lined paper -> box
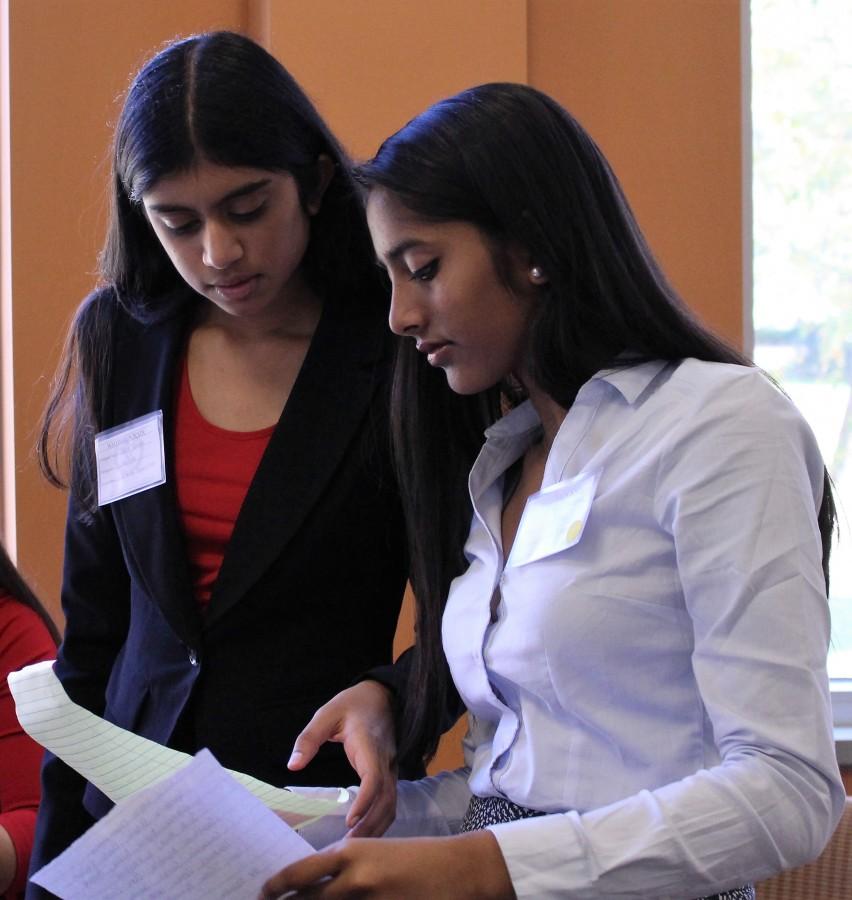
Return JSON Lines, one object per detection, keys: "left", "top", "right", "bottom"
{"left": 31, "top": 748, "right": 315, "bottom": 899}
{"left": 8, "top": 660, "right": 348, "bottom": 825}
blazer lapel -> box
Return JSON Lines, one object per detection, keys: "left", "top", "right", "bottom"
{"left": 109, "top": 311, "right": 203, "bottom": 649}
{"left": 205, "top": 296, "right": 390, "bottom": 628}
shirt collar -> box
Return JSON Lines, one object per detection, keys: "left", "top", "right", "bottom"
{"left": 483, "top": 399, "right": 541, "bottom": 441}
{"left": 484, "top": 359, "right": 672, "bottom": 442}
{"left": 591, "top": 359, "right": 671, "bottom": 404}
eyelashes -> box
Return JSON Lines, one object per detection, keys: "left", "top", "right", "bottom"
{"left": 410, "top": 259, "right": 439, "bottom": 282}
{"left": 229, "top": 203, "right": 266, "bottom": 223}
{"left": 163, "top": 221, "right": 198, "bottom": 236}
{"left": 372, "top": 256, "right": 439, "bottom": 283}
{"left": 160, "top": 203, "right": 267, "bottom": 236}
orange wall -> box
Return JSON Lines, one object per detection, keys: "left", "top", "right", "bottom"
{"left": 261, "top": 0, "right": 527, "bottom": 160}
{"left": 3, "top": 0, "right": 746, "bottom": 774}
{"left": 528, "top": 0, "right": 745, "bottom": 349}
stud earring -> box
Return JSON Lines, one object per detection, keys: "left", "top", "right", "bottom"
{"left": 530, "top": 266, "right": 546, "bottom": 282}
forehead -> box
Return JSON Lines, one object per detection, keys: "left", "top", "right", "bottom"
{"left": 142, "top": 161, "right": 286, "bottom": 205}
{"left": 366, "top": 188, "right": 478, "bottom": 261}
{"left": 365, "top": 189, "right": 421, "bottom": 242}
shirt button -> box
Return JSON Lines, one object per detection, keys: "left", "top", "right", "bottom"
{"left": 188, "top": 648, "right": 199, "bottom": 666}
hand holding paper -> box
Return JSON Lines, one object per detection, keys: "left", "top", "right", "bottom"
{"left": 31, "top": 749, "right": 316, "bottom": 900}
{"left": 8, "top": 660, "right": 348, "bottom": 826}
{"left": 8, "top": 661, "right": 359, "bottom": 898}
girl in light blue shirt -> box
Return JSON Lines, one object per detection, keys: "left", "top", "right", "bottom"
{"left": 264, "top": 83, "right": 843, "bottom": 900}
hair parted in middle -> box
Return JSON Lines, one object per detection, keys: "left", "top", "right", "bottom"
{"left": 105, "top": 30, "right": 377, "bottom": 314}
{"left": 39, "top": 31, "right": 385, "bottom": 507}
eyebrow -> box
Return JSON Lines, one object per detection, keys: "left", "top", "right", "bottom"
{"left": 381, "top": 238, "right": 424, "bottom": 266}
{"left": 146, "top": 178, "right": 271, "bottom": 213}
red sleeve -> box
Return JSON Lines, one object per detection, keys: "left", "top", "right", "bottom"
{"left": 0, "top": 595, "right": 57, "bottom": 896}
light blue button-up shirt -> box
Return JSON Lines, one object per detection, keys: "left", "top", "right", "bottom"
{"left": 387, "top": 359, "right": 844, "bottom": 899}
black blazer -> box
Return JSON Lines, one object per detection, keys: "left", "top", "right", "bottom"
{"left": 28, "top": 288, "right": 408, "bottom": 892}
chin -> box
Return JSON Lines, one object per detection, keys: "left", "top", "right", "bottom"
{"left": 443, "top": 369, "right": 497, "bottom": 396}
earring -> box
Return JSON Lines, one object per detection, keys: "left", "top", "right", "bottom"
{"left": 530, "top": 266, "right": 546, "bottom": 282}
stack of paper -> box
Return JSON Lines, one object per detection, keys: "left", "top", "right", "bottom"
{"left": 8, "top": 660, "right": 350, "bottom": 899}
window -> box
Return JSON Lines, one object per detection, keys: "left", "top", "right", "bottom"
{"left": 751, "top": 0, "right": 852, "bottom": 723}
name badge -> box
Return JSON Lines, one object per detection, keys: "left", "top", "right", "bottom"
{"left": 507, "top": 468, "right": 602, "bottom": 568}
{"left": 95, "top": 411, "right": 167, "bottom": 506}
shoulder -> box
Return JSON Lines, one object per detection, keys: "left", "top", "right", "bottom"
{"left": 599, "top": 359, "right": 808, "bottom": 440}
{"left": 76, "top": 284, "right": 194, "bottom": 344}
{"left": 71, "top": 286, "right": 138, "bottom": 357}
{"left": 663, "top": 360, "right": 812, "bottom": 434}
{"left": 0, "top": 595, "right": 56, "bottom": 677}
{"left": 650, "top": 359, "right": 824, "bottom": 493}
{"left": 73, "top": 284, "right": 121, "bottom": 333}
{"left": 669, "top": 358, "right": 773, "bottom": 391}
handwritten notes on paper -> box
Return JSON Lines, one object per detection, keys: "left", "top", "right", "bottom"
{"left": 31, "top": 749, "right": 315, "bottom": 900}
{"left": 8, "top": 660, "right": 348, "bottom": 823}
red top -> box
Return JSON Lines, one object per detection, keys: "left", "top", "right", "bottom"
{"left": 174, "top": 355, "right": 274, "bottom": 610}
{"left": 0, "top": 590, "right": 56, "bottom": 899}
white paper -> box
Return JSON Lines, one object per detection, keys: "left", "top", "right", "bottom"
{"left": 95, "top": 410, "right": 167, "bottom": 505}
{"left": 31, "top": 748, "right": 314, "bottom": 900}
{"left": 8, "top": 660, "right": 348, "bottom": 826}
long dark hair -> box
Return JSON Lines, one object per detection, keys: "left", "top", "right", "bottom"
{"left": 39, "top": 31, "right": 384, "bottom": 507}
{"left": 0, "top": 542, "right": 61, "bottom": 644}
{"left": 356, "top": 82, "right": 837, "bottom": 762}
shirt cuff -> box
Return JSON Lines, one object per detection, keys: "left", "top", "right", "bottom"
{"left": 487, "top": 812, "right": 594, "bottom": 900}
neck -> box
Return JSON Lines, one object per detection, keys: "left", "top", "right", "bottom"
{"left": 525, "top": 381, "right": 567, "bottom": 451}
{"left": 512, "top": 367, "right": 568, "bottom": 449}
{"left": 201, "top": 282, "right": 323, "bottom": 342}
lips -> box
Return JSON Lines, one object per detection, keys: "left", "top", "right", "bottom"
{"left": 416, "top": 340, "right": 446, "bottom": 355}
{"left": 416, "top": 340, "right": 452, "bottom": 367}
{"left": 211, "top": 275, "right": 258, "bottom": 302}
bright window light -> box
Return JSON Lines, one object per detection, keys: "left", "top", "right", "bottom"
{"left": 752, "top": 0, "right": 852, "bottom": 684}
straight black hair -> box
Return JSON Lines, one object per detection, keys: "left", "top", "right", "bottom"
{"left": 39, "top": 31, "right": 384, "bottom": 507}
{"left": 356, "top": 82, "right": 837, "bottom": 763}
{"left": 0, "top": 542, "right": 61, "bottom": 644}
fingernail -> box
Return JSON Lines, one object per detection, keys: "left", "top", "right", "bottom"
{"left": 287, "top": 750, "right": 302, "bottom": 769}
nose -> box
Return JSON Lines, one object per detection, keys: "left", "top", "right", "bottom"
{"left": 201, "top": 220, "right": 243, "bottom": 270}
{"left": 388, "top": 282, "right": 424, "bottom": 337}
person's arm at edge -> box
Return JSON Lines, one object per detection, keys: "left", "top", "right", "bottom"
{"left": 26, "top": 490, "right": 130, "bottom": 899}
{"left": 0, "top": 823, "right": 16, "bottom": 895}
{"left": 0, "top": 601, "right": 57, "bottom": 896}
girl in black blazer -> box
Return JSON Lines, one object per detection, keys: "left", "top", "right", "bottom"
{"left": 29, "top": 31, "right": 408, "bottom": 895}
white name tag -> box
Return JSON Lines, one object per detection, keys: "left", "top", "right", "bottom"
{"left": 95, "top": 411, "right": 167, "bottom": 506}
{"left": 507, "top": 468, "right": 602, "bottom": 568}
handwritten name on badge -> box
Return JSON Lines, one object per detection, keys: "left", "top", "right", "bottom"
{"left": 95, "top": 410, "right": 166, "bottom": 506}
